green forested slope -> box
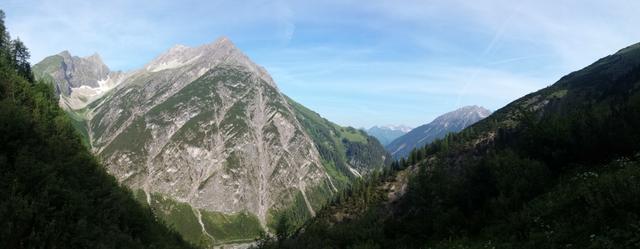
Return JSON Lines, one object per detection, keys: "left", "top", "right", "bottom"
{"left": 263, "top": 96, "right": 391, "bottom": 234}
{"left": 286, "top": 96, "right": 391, "bottom": 187}
{"left": 259, "top": 42, "right": 640, "bottom": 249}
{"left": 0, "top": 10, "right": 195, "bottom": 249}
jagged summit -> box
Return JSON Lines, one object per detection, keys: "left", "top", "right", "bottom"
{"left": 58, "top": 50, "right": 72, "bottom": 57}
{"left": 431, "top": 105, "right": 491, "bottom": 125}
{"left": 164, "top": 36, "right": 234, "bottom": 52}
{"left": 146, "top": 36, "right": 240, "bottom": 71}
{"left": 55, "top": 50, "right": 106, "bottom": 67}
{"left": 144, "top": 36, "right": 276, "bottom": 87}
{"left": 34, "top": 50, "right": 113, "bottom": 98}
{"left": 168, "top": 44, "right": 189, "bottom": 51}
{"left": 35, "top": 37, "right": 277, "bottom": 111}
{"left": 85, "top": 52, "right": 104, "bottom": 64}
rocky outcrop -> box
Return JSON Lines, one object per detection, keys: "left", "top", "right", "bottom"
{"left": 34, "top": 37, "right": 389, "bottom": 247}
{"left": 33, "top": 51, "right": 125, "bottom": 109}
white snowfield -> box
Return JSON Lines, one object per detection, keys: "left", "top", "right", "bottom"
{"left": 61, "top": 73, "right": 127, "bottom": 110}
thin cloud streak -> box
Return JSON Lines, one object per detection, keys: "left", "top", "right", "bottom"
{"left": 1, "top": 0, "right": 638, "bottom": 127}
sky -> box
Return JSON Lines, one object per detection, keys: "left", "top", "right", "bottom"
{"left": 2, "top": 0, "right": 640, "bottom": 128}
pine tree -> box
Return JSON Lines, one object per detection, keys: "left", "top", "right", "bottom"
{"left": 0, "top": 10, "right": 8, "bottom": 51}
{"left": 416, "top": 148, "right": 424, "bottom": 161}
{"left": 10, "top": 38, "right": 33, "bottom": 82}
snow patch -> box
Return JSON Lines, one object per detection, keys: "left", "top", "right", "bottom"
{"left": 62, "top": 74, "right": 126, "bottom": 110}
{"left": 381, "top": 124, "right": 413, "bottom": 133}
{"left": 147, "top": 55, "right": 201, "bottom": 72}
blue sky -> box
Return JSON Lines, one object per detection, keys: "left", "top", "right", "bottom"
{"left": 2, "top": 0, "right": 640, "bottom": 128}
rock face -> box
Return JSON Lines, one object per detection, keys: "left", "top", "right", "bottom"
{"left": 32, "top": 51, "right": 125, "bottom": 109}
{"left": 386, "top": 106, "right": 491, "bottom": 159}
{"left": 366, "top": 125, "right": 412, "bottom": 146}
{"left": 34, "top": 37, "right": 389, "bottom": 247}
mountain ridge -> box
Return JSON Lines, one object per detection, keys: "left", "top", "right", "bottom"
{"left": 34, "top": 36, "right": 389, "bottom": 247}
{"left": 365, "top": 125, "right": 411, "bottom": 146}
{"left": 386, "top": 105, "right": 490, "bottom": 159}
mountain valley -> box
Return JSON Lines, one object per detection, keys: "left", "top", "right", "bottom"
{"left": 3, "top": 4, "right": 640, "bottom": 249}
{"left": 33, "top": 37, "right": 389, "bottom": 247}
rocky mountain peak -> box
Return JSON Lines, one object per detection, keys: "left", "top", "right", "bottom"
{"left": 168, "top": 44, "right": 189, "bottom": 52}
{"left": 205, "top": 36, "right": 235, "bottom": 50}
{"left": 366, "top": 125, "right": 412, "bottom": 146}
{"left": 58, "top": 50, "right": 72, "bottom": 58}
{"left": 145, "top": 36, "right": 276, "bottom": 88}
{"left": 34, "top": 38, "right": 390, "bottom": 246}
{"left": 32, "top": 50, "right": 127, "bottom": 110}
{"left": 55, "top": 50, "right": 108, "bottom": 70}
{"left": 161, "top": 37, "right": 235, "bottom": 57}
{"left": 432, "top": 105, "right": 491, "bottom": 125}
{"left": 34, "top": 50, "right": 112, "bottom": 97}
{"left": 84, "top": 52, "right": 105, "bottom": 66}
{"left": 146, "top": 36, "right": 239, "bottom": 70}
{"left": 386, "top": 105, "right": 491, "bottom": 159}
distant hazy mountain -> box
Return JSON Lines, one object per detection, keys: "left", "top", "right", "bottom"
{"left": 386, "top": 106, "right": 491, "bottom": 159}
{"left": 366, "top": 125, "right": 412, "bottom": 145}
{"left": 33, "top": 37, "right": 389, "bottom": 247}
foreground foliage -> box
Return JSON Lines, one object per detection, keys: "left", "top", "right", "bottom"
{"left": 0, "top": 10, "right": 195, "bottom": 249}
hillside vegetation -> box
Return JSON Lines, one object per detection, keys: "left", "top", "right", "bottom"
{"left": 0, "top": 10, "right": 196, "bottom": 249}
{"left": 258, "top": 42, "right": 640, "bottom": 249}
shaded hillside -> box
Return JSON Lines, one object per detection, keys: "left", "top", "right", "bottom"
{"left": 258, "top": 42, "right": 640, "bottom": 249}
{"left": 0, "top": 10, "right": 195, "bottom": 249}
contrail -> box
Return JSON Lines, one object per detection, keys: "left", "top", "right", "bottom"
{"left": 487, "top": 54, "right": 551, "bottom": 65}
{"left": 455, "top": 4, "right": 521, "bottom": 108}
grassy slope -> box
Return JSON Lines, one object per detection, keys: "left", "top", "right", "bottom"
{"left": 285, "top": 95, "right": 388, "bottom": 179}
{"left": 31, "top": 54, "right": 62, "bottom": 91}
{"left": 132, "top": 190, "right": 264, "bottom": 248}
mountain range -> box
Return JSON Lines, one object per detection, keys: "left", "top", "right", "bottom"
{"left": 364, "top": 125, "right": 412, "bottom": 146}
{"left": 33, "top": 37, "right": 389, "bottom": 247}
{"left": 5, "top": 4, "right": 640, "bottom": 248}
{"left": 386, "top": 105, "right": 491, "bottom": 159}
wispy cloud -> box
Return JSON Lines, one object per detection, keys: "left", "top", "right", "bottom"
{"left": 1, "top": 0, "right": 638, "bottom": 127}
